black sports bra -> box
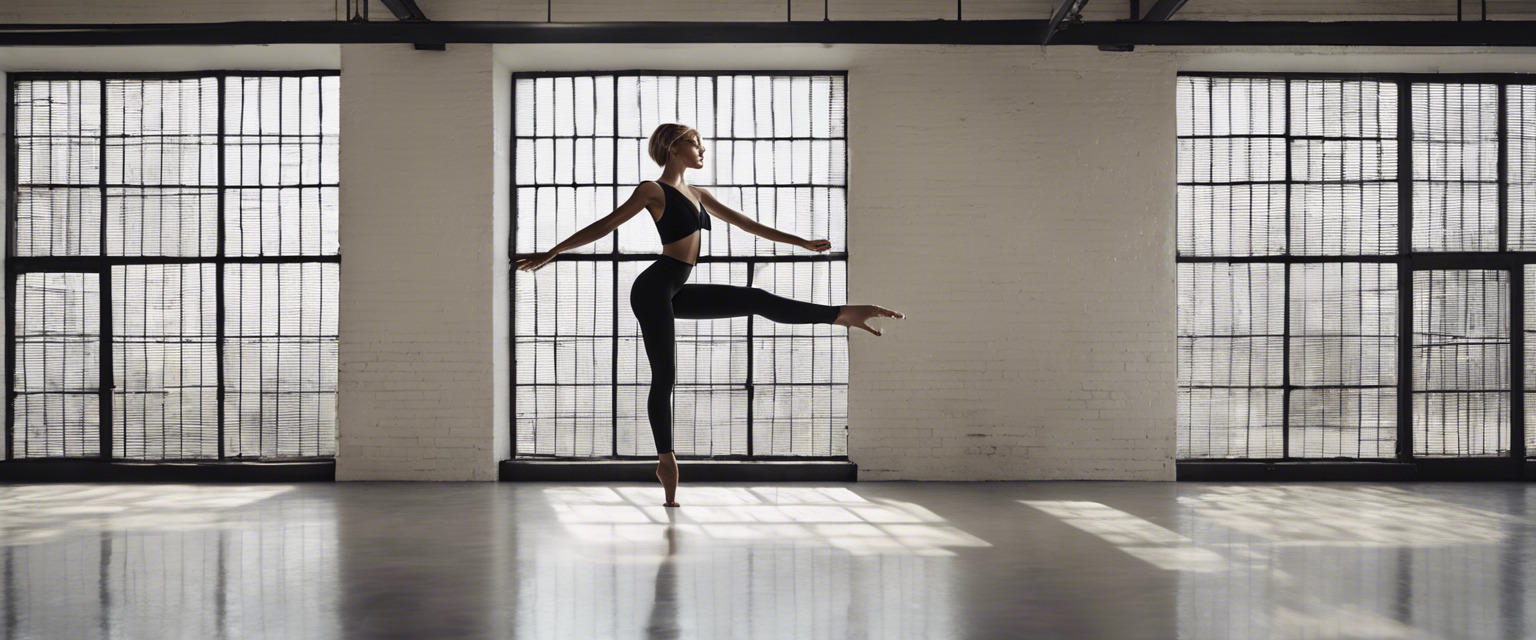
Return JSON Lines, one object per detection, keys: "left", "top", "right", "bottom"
{"left": 647, "top": 181, "right": 712, "bottom": 245}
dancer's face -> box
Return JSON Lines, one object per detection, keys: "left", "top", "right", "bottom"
{"left": 673, "top": 135, "right": 706, "bottom": 169}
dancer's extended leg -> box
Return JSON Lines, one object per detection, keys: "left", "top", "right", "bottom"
{"left": 672, "top": 283, "right": 842, "bottom": 323}
{"left": 673, "top": 283, "right": 903, "bottom": 335}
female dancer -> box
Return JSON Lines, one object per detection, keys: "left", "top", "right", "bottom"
{"left": 515, "top": 124, "right": 903, "bottom": 507}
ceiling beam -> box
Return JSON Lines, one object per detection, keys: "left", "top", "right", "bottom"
{"left": 0, "top": 20, "right": 1533, "bottom": 47}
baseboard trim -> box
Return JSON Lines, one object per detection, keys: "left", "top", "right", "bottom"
{"left": 0, "top": 459, "right": 335, "bottom": 482}
{"left": 1178, "top": 459, "right": 1535, "bottom": 481}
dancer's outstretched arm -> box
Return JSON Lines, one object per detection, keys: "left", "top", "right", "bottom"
{"left": 515, "top": 182, "right": 663, "bottom": 272}
{"left": 696, "top": 188, "right": 831, "bottom": 253}
{"left": 696, "top": 187, "right": 904, "bottom": 335}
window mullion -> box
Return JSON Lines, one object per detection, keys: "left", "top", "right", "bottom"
{"left": 99, "top": 78, "right": 113, "bottom": 461}
{"left": 1398, "top": 80, "right": 1414, "bottom": 461}
{"left": 612, "top": 76, "right": 619, "bottom": 458}
{"left": 3, "top": 77, "right": 12, "bottom": 462}
{"left": 1282, "top": 78, "right": 1291, "bottom": 460}
{"left": 217, "top": 75, "right": 227, "bottom": 460}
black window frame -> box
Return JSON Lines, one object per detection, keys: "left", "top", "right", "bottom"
{"left": 510, "top": 69, "right": 851, "bottom": 462}
{"left": 1178, "top": 71, "right": 1536, "bottom": 475}
{"left": 4, "top": 69, "right": 342, "bottom": 463}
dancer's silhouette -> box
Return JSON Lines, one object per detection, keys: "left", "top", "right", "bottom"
{"left": 517, "top": 124, "right": 904, "bottom": 506}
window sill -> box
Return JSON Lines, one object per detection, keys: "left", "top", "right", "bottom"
{"left": 501, "top": 459, "right": 856, "bottom": 482}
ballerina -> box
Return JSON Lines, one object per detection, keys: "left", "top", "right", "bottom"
{"left": 516, "top": 123, "right": 904, "bottom": 507}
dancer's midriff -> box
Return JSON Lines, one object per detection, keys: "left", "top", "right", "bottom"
{"left": 658, "top": 230, "right": 700, "bottom": 266}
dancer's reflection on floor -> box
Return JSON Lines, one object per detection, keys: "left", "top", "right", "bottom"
{"left": 646, "top": 508, "right": 682, "bottom": 640}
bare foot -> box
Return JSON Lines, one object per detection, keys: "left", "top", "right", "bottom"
{"left": 834, "top": 305, "right": 905, "bottom": 336}
{"left": 656, "top": 453, "right": 680, "bottom": 507}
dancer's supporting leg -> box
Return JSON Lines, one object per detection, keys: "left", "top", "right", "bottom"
{"left": 631, "top": 261, "right": 688, "bottom": 507}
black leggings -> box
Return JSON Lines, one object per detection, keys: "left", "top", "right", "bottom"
{"left": 630, "top": 254, "right": 841, "bottom": 455}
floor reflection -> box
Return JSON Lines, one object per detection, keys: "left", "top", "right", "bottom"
{"left": 645, "top": 511, "right": 681, "bottom": 640}
{"left": 0, "top": 484, "right": 295, "bottom": 546}
{"left": 1179, "top": 485, "right": 1514, "bottom": 546}
{"left": 545, "top": 486, "right": 991, "bottom": 557}
{"left": 3, "top": 481, "right": 1533, "bottom": 640}
{"left": 1022, "top": 500, "right": 1228, "bottom": 572}
{"left": 1172, "top": 485, "right": 1527, "bottom": 640}
{"left": 517, "top": 485, "right": 986, "bottom": 639}
{"left": 2, "top": 484, "right": 337, "bottom": 640}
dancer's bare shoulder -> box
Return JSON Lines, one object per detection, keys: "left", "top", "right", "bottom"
{"left": 633, "top": 181, "right": 666, "bottom": 222}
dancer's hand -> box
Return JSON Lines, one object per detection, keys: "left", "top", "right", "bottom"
{"left": 799, "top": 238, "right": 831, "bottom": 253}
{"left": 515, "top": 251, "right": 559, "bottom": 272}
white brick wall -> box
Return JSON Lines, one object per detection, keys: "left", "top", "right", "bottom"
{"left": 834, "top": 48, "right": 1177, "bottom": 480}
{"left": 337, "top": 44, "right": 498, "bottom": 480}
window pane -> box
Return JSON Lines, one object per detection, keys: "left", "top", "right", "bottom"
{"left": 13, "top": 272, "right": 101, "bottom": 458}
{"left": 106, "top": 188, "right": 218, "bottom": 257}
{"left": 1175, "top": 76, "right": 1287, "bottom": 257}
{"left": 753, "top": 384, "right": 846, "bottom": 457}
{"left": 105, "top": 78, "right": 219, "bottom": 187}
{"left": 14, "top": 79, "right": 103, "bottom": 256}
{"left": 224, "top": 76, "right": 340, "bottom": 257}
{"left": 1510, "top": 85, "right": 1536, "bottom": 250}
{"left": 1287, "top": 263, "right": 1398, "bottom": 458}
{"left": 1412, "top": 83, "right": 1499, "bottom": 252}
{"left": 1290, "top": 80, "right": 1399, "bottom": 256}
{"left": 15, "top": 188, "right": 102, "bottom": 257}
{"left": 1524, "top": 265, "right": 1536, "bottom": 456}
{"left": 1412, "top": 270, "right": 1508, "bottom": 457}
{"left": 112, "top": 264, "right": 218, "bottom": 459}
{"left": 224, "top": 262, "right": 339, "bottom": 458}
{"left": 1177, "top": 262, "right": 1285, "bottom": 458}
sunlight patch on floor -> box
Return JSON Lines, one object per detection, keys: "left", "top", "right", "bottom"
{"left": 1179, "top": 486, "right": 1513, "bottom": 546}
{"left": 0, "top": 484, "right": 297, "bottom": 546}
{"left": 546, "top": 486, "right": 990, "bottom": 557}
{"left": 1022, "top": 500, "right": 1228, "bottom": 572}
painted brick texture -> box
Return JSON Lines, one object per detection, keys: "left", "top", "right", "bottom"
{"left": 337, "top": 44, "right": 498, "bottom": 480}
{"left": 841, "top": 48, "right": 1176, "bottom": 479}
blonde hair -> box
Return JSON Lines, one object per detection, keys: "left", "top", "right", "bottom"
{"left": 647, "top": 124, "right": 699, "bottom": 167}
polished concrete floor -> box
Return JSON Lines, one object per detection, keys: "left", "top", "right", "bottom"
{"left": 1, "top": 480, "right": 1533, "bottom": 639}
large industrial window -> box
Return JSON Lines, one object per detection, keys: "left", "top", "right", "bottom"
{"left": 512, "top": 72, "right": 848, "bottom": 459}
{"left": 1177, "top": 72, "right": 1536, "bottom": 461}
{"left": 5, "top": 72, "right": 340, "bottom": 462}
